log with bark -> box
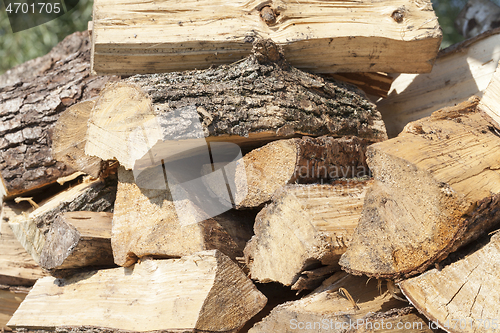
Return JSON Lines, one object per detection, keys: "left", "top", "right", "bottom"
{"left": 377, "top": 28, "right": 500, "bottom": 137}
{"left": 0, "top": 31, "right": 118, "bottom": 199}
{"left": 205, "top": 135, "right": 370, "bottom": 209}
{"left": 248, "top": 272, "right": 433, "bottom": 333}
{"left": 90, "top": 0, "right": 441, "bottom": 75}
{"left": 9, "top": 177, "right": 116, "bottom": 265}
{"left": 112, "top": 167, "right": 255, "bottom": 267}
{"left": 85, "top": 39, "right": 387, "bottom": 172}
{"left": 340, "top": 97, "right": 500, "bottom": 279}
{"left": 8, "top": 251, "right": 267, "bottom": 333}
{"left": 244, "top": 180, "right": 371, "bottom": 290}
{"left": 39, "top": 211, "right": 114, "bottom": 277}
{"left": 51, "top": 100, "right": 107, "bottom": 178}
{"left": 0, "top": 203, "right": 47, "bottom": 286}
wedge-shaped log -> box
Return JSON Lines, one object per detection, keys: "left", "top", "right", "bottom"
{"left": 0, "top": 204, "right": 47, "bottom": 286}
{"left": 377, "top": 28, "right": 500, "bottom": 137}
{"left": 8, "top": 250, "right": 267, "bottom": 333}
{"left": 249, "top": 272, "right": 432, "bottom": 333}
{"left": 85, "top": 40, "right": 387, "bottom": 171}
{"left": 91, "top": 0, "right": 441, "bottom": 75}
{"left": 400, "top": 233, "right": 500, "bottom": 333}
{"left": 112, "top": 167, "right": 255, "bottom": 267}
{"left": 244, "top": 180, "right": 371, "bottom": 288}
{"left": 9, "top": 178, "right": 116, "bottom": 264}
{"left": 52, "top": 100, "right": 106, "bottom": 178}
{"left": 0, "top": 31, "right": 118, "bottom": 199}
{"left": 39, "top": 211, "right": 114, "bottom": 275}
{"left": 340, "top": 98, "right": 500, "bottom": 279}
{"left": 0, "top": 286, "right": 29, "bottom": 331}
{"left": 205, "top": 136, "right": 370, "bottom": 209}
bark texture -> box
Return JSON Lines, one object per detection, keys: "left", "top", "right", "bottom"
{"left": 0, "top": 31, "right": 119, "bottom": 198}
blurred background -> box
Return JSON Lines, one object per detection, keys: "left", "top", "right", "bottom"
{"left": 0, "top": 0, "right": 496, "bottom": 75}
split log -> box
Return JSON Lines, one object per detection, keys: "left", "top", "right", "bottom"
{"left": 248, "top": 272, "right": 433, "bottom": 333}
{"left": 0, "top": 286, "right": 29, "bottom": 331}
{"left": 400, "top": 233, "right": 500, "bottom": 333}
{"left": 377, "top": 28, "right": 500, "bottom": 137}
{"left": 112, "top": 167, "right": 255, "bottom": 267}
{"left": 0, "top": 204, "right": 47, "bottom": 286}
{"left": 244, "top": 180, "right": 371, "bottom": 289}
{"left": 340, "top": 98, "right": 500, "bottom": 279}
{"left": 204, "top": 136, "right": 370, "bottom": 209}
{"left": 9, "top": 177, "right": 116, "bottom": 264}
{"left": 326, "top": 72, "right": 394, "bottom": 99}
{"left": 0, "top": 31, "right": 118, "bottom": 199}
{"left": 85, "top": 40, "right": 387, "bottom": 171}
{"left": 479, "top": 62, "right": 500, "bottom": 128}
{"left": 8, "top": 251, "right": 267, "bottom": 333}
{"left": 51, "top": 100, "right": 106, "bottom": 178}
{"left": 39, "top": 211, "right": 114, "bottom": 276}
{"left": 91, "top": 0, "right": 441, "bottom": 75}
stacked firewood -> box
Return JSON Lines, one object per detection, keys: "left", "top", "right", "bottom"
{"left": 1, "top": 1, "right": 500, "bottom": 332}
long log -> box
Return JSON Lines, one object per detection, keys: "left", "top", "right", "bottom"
{"left": 85, "top": 40, "right": 387, "bottom": 171}
{"left": 244, "top": 180, "right": 371, "bottom": 289}
{"left": 9, "top": 177, "right": 116, "bottom": 265}
{"left": 340, "top": 97, "right": 500, "bottom": 279}
{"left": 8, "top": 251, "right": 267, "bottom": 333}
{"left": 90, "top": 0, "right": 441, "bottom": 75}
{"left": 39, "top": 211, "right": 114, "bottom": 276}
{"left": 112, "top": 167, "right": 255, "bottom": 267}
{"left": 248, "top": 272, "right": 433, "bottom": 333}
{"left": 0, "top": 204, "right": 47, "bottom": 286}
{"left": 399, "top": 233, "right": 500, "bottom": 333}
{"left": 0, "top": 31, "right": 118, "bottom": 199}
{"left": 377, "top": 28, "right": 500, "bottom": 137}
{"left": 204, "top": 136, "right": 370, "bottom": 209}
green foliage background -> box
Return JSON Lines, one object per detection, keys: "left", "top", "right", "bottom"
{"left": 0, "top": 0, "right": 499, "bottom": 75}
{"left": 0, "top": 0, "right": 93, "bottom": 74}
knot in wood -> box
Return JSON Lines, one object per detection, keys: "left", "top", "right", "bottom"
{"left": 391, "top": 7, "right": 406, "bottom": 23}
{"left": 252, "top": 39, "right": 285, "bottom": 64}
{"left": 260, "top": 6, "right": 276, "bottom": 25}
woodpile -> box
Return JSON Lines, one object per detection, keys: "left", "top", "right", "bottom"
{"left": 2, "top": 1, "right": 500, "bottom": 332}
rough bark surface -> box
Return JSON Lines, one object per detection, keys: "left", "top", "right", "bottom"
{"left": 0, "top": 31, "right": 119, "bottom": 198}
{"left": 85, "top": 40, "right": 387, "bottom": 171}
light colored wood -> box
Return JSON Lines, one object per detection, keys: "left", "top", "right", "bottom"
{"left": 376, "top": 28, "right": 500, "bottom": 137}
{"left": 8, "top": 178, "right": 116, "bottom": 265}
{"left": 39, "top": 212, "right": 114, "bottom": 274}
{"left": 456, "top": 0, "right": 500, "bottom": 38}
{"left": 248, "top": 272, "right": 432, "bottom": 333}
{"left": 8, "top": 251, "right": 267, "bottom": 333}
{"left": 0, "top": 286, "right": 29, "bottom": 331}
{"left": 244, "top": 180, "right": 371, "bottom": 288}
{"left": 327, "top": 72, "right": 394, "bottom": 98}
{"left": 112, "top": 167, "right": 255, "bottom": 267}
{"left": 209, "top": 136, "right": 370, "bottom": 209}
{"left": 52, "top": 100, "right": 104, "bottom": 178}
{"left": 400, "top": 233, "right": 500, "bottom": 333}
{"left": 340, "top": 99, "right": 500, "bottom": 279}
{"left": 0, "top": 204, "right": 47, "bottom": 286}
{"left": 91, "top": 0, "right": 441, "bottom": 75}
{"left": 86, "top": 42, "right": 386, "bottom": 171}
{"left": 479, "top": 62, "right": 500, "bottom": 128}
